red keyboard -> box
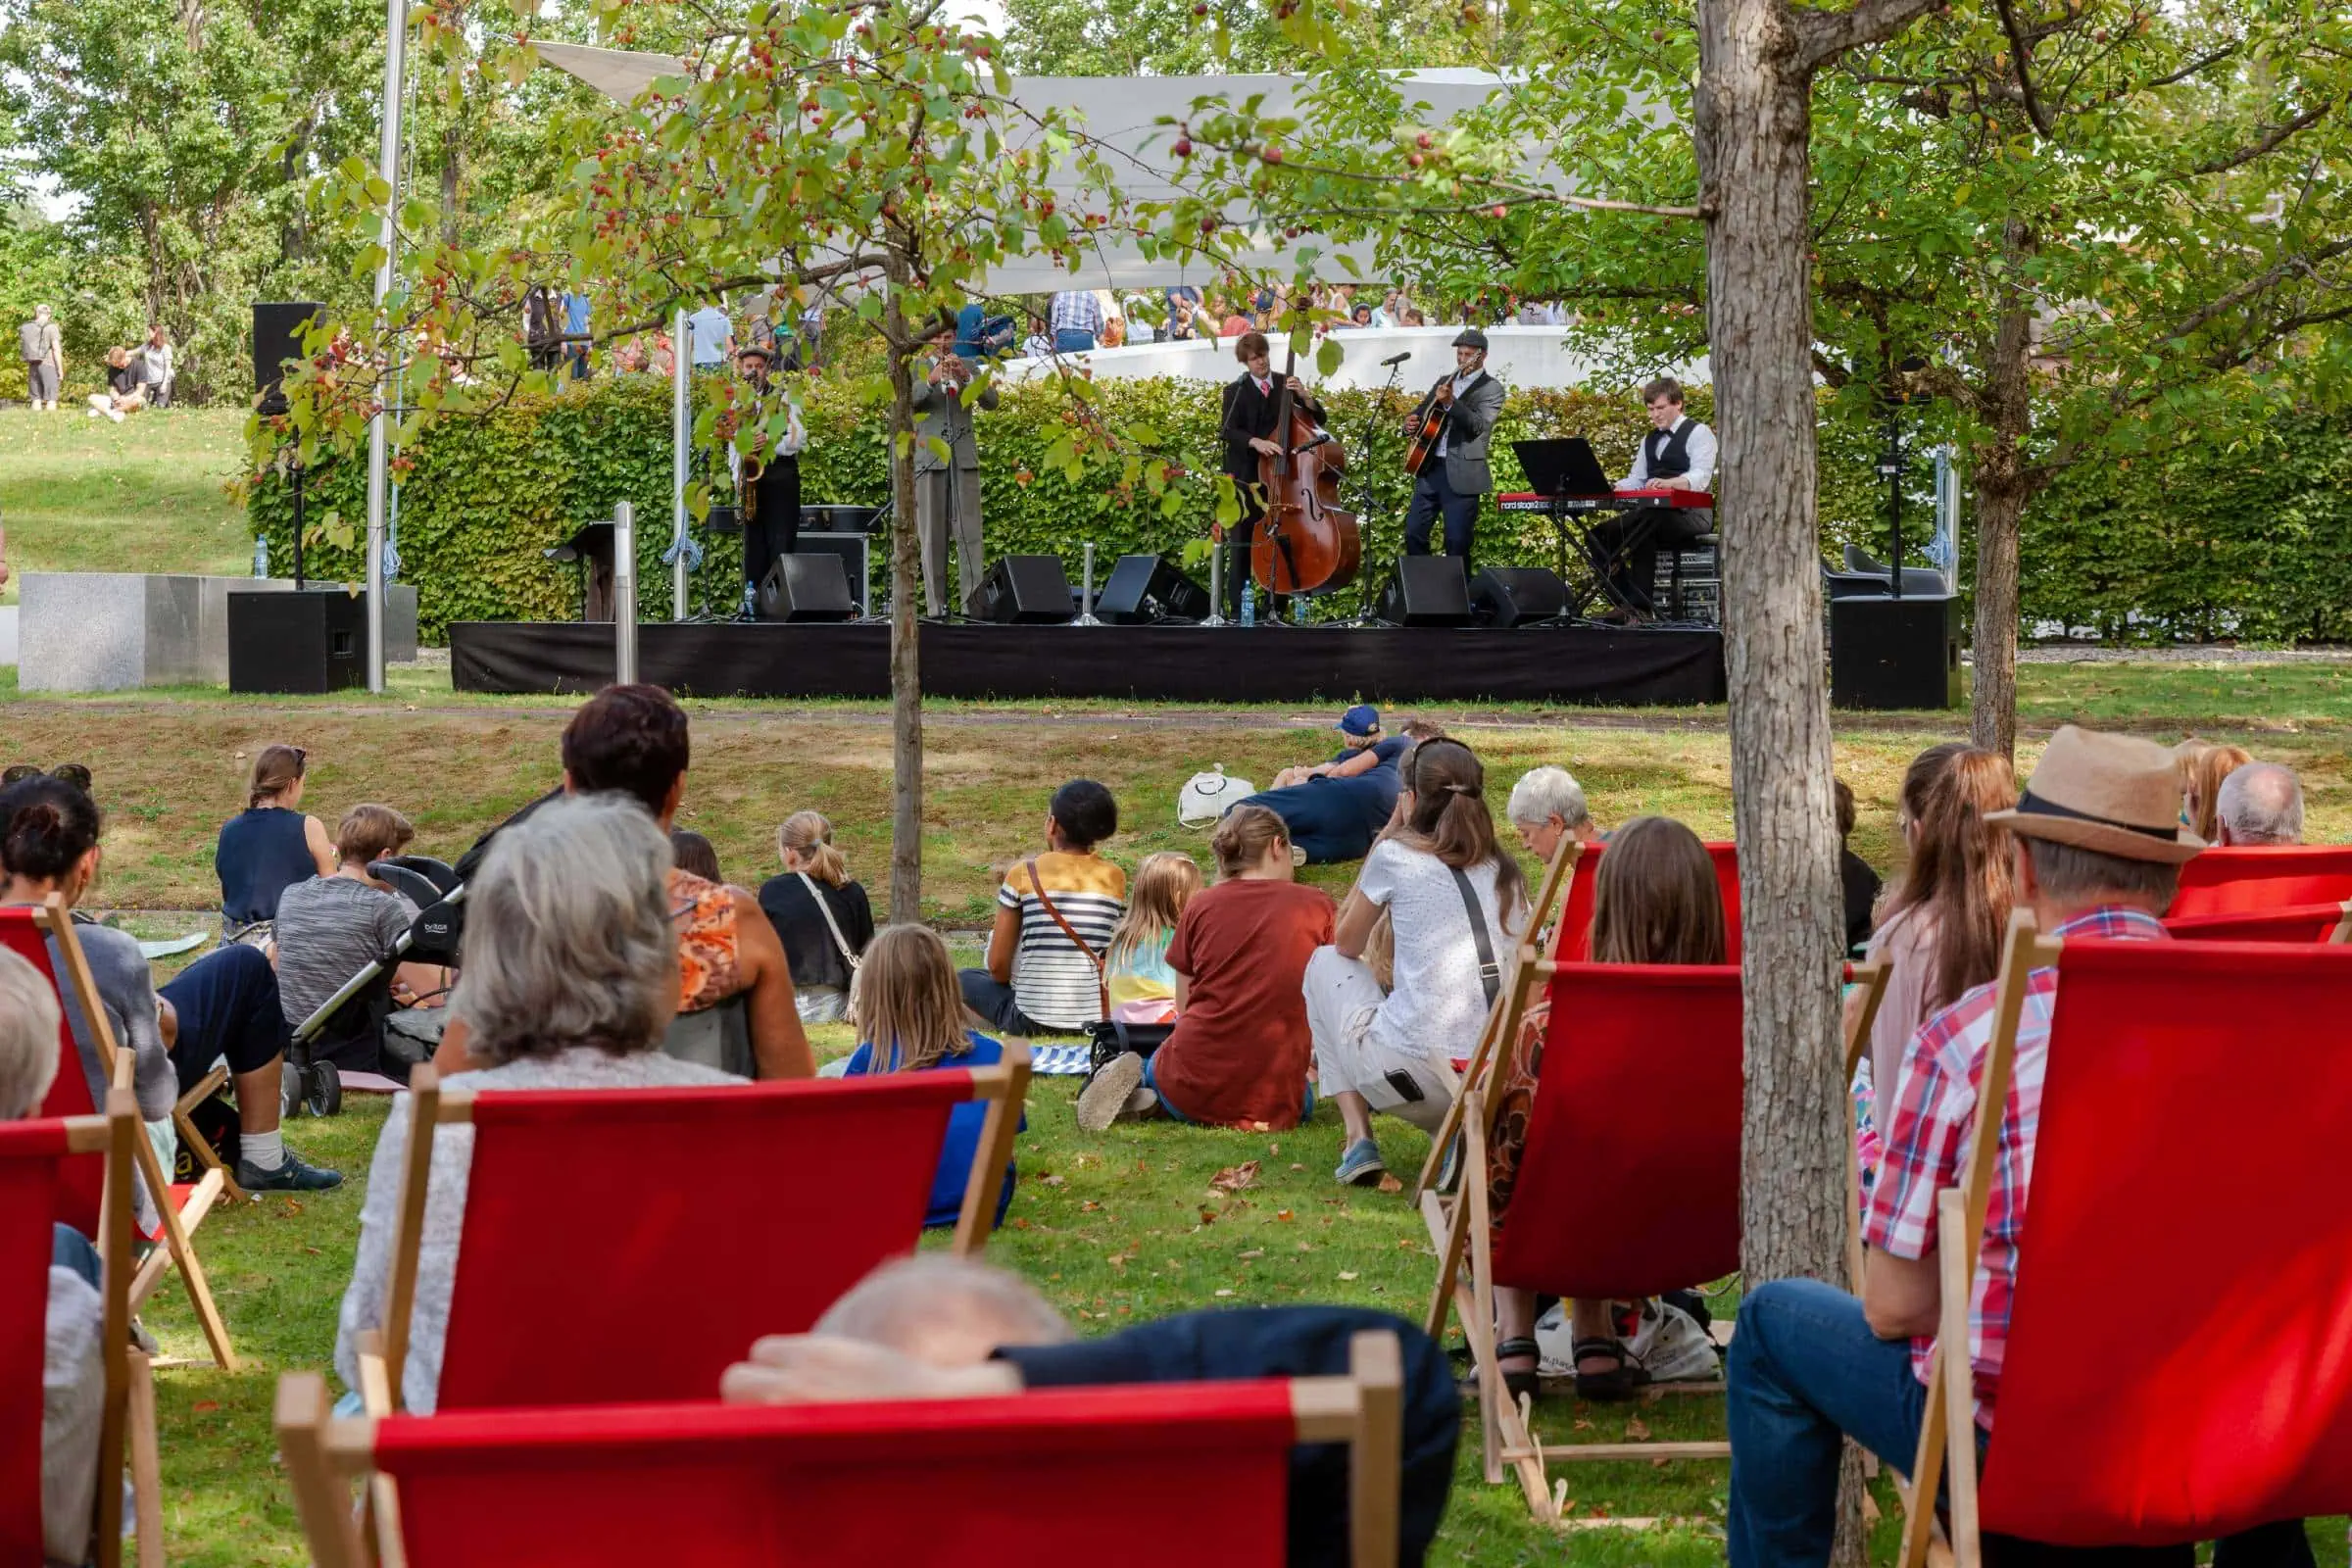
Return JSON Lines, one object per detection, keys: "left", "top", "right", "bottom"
{"left": 1497, "top": 489, "right": 1715, "bottom": 512}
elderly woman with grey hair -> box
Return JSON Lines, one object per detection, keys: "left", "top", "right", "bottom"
{"left": 1504, "top": 765, "right": 1601, "bottom": 861}
{"left": 333, "top": 793, "right": 745, "bottom": 1414}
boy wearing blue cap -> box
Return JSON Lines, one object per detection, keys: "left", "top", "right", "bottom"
{"left": 1269, "top": 706, "right": 1392, "bottom": 791}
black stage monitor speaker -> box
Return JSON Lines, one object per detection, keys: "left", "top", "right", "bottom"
{"left": 252, "top": 301, "right": 321, "bottom": 416}
{"left": 227, "top": 589, "right": 366, "bottom": 694}
{"left": 1470, "top": 566, "right": 1569, "bottom": 629}
{"left": 1831, "top": 593, "right": 1962, "bottom": 710}
{"left": 1376, "top": 557, "right": 1473, "bottom": 627}
{"left": 983, "top": 554, "right": 1075, "bottom": 624}
{"left": 758, "top": 552, "right": 858, "bottom": 622}
{"left": 1097, "top": 554, "right": 1211, "bottom": 624}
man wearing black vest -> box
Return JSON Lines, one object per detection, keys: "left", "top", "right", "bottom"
{"left": 1218, "top": 331, "right": 1324, "bottom": 622}
{"left": 1590, "top": 376, "right": 1717, "bottom": 622}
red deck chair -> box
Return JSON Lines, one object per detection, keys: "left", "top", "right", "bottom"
{"left": 2162, "top": 900, "right": 2352, "bottom": 944}
{"left": 2168, "top": 845, "right": 2352, "bottom": 918}
{"left": 278, "top": 1332, "right": 1403, "bottom": 1568}
{"left": 0, "top": 903, "right": 239, "bottom": 1371}
{"left": 1551, "top": 840, "right": 1741, "bottom": 963}
{"left": 2, "top": 1089, "right": 162, "bottom": 1568}
{"left": 378, "top": 1053, "right": 1030, "bottom": 1413}
{"left": 1899, "top": 925, "right": 2352, "bottom": 1568}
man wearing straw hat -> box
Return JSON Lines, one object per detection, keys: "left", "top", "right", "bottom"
{"left": 1719, "top": 726, "right": 2254, "bottom": 1567}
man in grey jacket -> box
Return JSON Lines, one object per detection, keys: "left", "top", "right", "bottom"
{"left": 1400, "top": 327, "right": 1504, "bottom": 564}
{"left": 912, "top": 326, "right": 1000, "bottom": 616}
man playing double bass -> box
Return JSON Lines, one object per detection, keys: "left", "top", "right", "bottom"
{"left": 1218, "top": 330, "right": 1325, "bottom": 623}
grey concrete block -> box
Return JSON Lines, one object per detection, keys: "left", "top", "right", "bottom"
{"left": 18, "top": 572, "right": 421, "bottom": 689}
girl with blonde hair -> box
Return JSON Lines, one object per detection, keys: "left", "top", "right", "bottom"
{"left": 757, "top": 810, "right": 875, "bottom": 1025}
{"left": 841, "top": 924, "right": 1021, "bottom": 1229}
{"left": 1102, "top": 851, "right": 1201, "bottom": 1024}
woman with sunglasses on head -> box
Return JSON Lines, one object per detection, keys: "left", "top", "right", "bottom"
{"left": 215, "top": 744, "right": 336, "bottom": 947}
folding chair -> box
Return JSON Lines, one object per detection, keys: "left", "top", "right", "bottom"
{"left": 376, "top": 1052, "right": 1031, "bottom": 1413}
{"left": 2168, "top": 845, "right": 2352, "bottom": 918}
{"left": 1899, "top": 923, "right": 2352, "bottom": 1568}
{"left": 2161, "top": 900, "right": 2352, "bottom": 944}
{"left": 278, "top": 1329, "right": 1403, "bottom": 1568}
{"left": 3, "top": 1089, "right": 163, "bottom": 1568}
{"left": 1549, "top": 840, "right": 1741, "bottom": 964}
{"left": 0, "top": 902, "right": 239, "bottom": 1371}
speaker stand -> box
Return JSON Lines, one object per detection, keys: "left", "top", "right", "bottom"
{"left": 1072, "top": 541, "right": 1102, "bottom": 626}
{"left": 1201, "top": 542, "right": 1229, "bottom": 627}
{"left": 289, "top": 460, "right": 308, "bottom": 591}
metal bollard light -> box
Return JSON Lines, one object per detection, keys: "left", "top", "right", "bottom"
{"left": 612, "top": 500, "right": 638, "bottom": 685}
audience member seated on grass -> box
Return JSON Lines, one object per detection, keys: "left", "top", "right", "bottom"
{"left": 430, "top": 684, "right": 812, "bottom": 1082}
{"left": 1079, "top": 807, "right": 1334, "bottom": 1133}
{"left": 757, "top": 810, "right": 875, "bottom": 1026}
{"left": 1486, "top": 815, "right": 1728, "bottom": 1402}
{"left": 0, "top": 944, "right": 106, "bottom": 1567}
{"left": 1859, "top": 744, "right": 2017, "bottom": 1115}
{"left": 839, "top": 925, "right": 1021, "bottom": 1231}
{"left": 2180, "top": 739, "right": 2253, "bottom": 845}
{"left": 668, "top": 828, "right": 723, "bottom": 882}
{"left": 2214, "top": 760, "right": 2304, "bottom": 847}
{"left": 1307, "top": 739, "right": 1525, "bottom": 1189}
{"left": 720, "top": 1254, "right": 1463, "bottom": 1568}
{"left": 1240, "top": 705, "right": 1410, "bottom": 866}
{"left": 84, "top": 346, "right": 147, "bottom": 421}
{"left": 1503, "top": 764, "right": 1603, "bottom": 860}
{"left": 1102, "top": 851, "right": 1200, "bottom": 1025}
{"left": 337, "top": 794, "right": 747, "bottom": 1414}
{"left": 1, "top": 774, "right": 340, "bottom": 1197}
{"left": 959, "top": 779, "right": 1126, "bottom": 1038}
{"left": 1727, "top": 725, "right": 2287, "bottom": 1568}
{"left": 1835, "top": 779, "right": 1880, "bottom": 955}
{"left": 273, "top": 805, "right": 451, "bottom": 1046}
{"left": 215, "top": 743, "right": 336, "bottom": 947}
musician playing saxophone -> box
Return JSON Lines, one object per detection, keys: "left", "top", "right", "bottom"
{"left": 733, "top": 343, "right": 807, "bottom": 617}
{"left": 1399, "top": 327, "right": 1504, "bottom": 564}
{"left": 1217, "top": 330, "right": 1325, "bottom": 623}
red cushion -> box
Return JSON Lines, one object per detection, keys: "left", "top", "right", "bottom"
{"left": 0, "top": 910, "right": 103, "bottom": 1236}
{"left": 2162, "top": 903, "right": 2347, "bottom": 944}
{"left": 0, "top": 1118, "right": 83, "bottom": 1565}
{"left": 1551, "top": 843, "right": 1741, "bottom": 964}
{"left": 374, "top": 1386, "right": 1296, "bottom": 1567}
{"left": 1982, "top": 939, "right": 2352, "bottom": 1544}
{"left": 438, "top": 1073, "right": 974, "bottom": 1410}
{"left": 1491, "top": 962, "right": 1742, "bottom": 1298}
{"left": 2169, "top": 847, "right": 2352, "bottom": 918}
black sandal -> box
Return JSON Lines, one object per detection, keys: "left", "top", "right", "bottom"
{"left": 1494, "top": 1337, "right": 1542, "bottom": 1403}
{"left": 1572, "top": 1337, "right": 1651, "bottom": 1402}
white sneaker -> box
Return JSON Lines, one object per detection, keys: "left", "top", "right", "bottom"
{"left": 1075, "top": 1051, "right": 1147, "bottom": 1133}
{"left": 106, "top": 409, "right": 124, "bottom": 423}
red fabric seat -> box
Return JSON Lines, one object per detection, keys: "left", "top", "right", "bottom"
{"left": 429, "top": 1073, "right": 987, "bottom": 1410}
{"left": 2168, "top": 847, "right": 2352, "bottom": 918}
{"left": 1552, "top": 842, "right": 1740, "bottom": 964}
{"left": 1978, "top": 939, "right": 2352, "bottom": 1544}
{"left": 2162, "top": 902, "right": 2350, "bottom": 944}
{"left": 0, "top": 910, "right": 104, "bottom": 1236}
{"left": 1490, "top": 961, "right": 1743, "bottom": 1299}
{"left": 0, "top": 1118, "right": 85, "bottom": 1566}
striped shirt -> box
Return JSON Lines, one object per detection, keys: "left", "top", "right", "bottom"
{"left": 1048, "top": 291, "right": 1104, "bottom": 338}
{"left": 1863, "top": 905, "right": 2168, "bottom": 1430}
{"left": 1000, "top": 852, "right": 1127, "bottom": 1030}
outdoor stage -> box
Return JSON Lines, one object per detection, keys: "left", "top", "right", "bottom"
{"left": 449, "top": 620, "right": 1728, "bottom": 705}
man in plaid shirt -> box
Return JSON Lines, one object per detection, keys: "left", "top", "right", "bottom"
{"left": 1048, "top": 290, "right": 1103, "bottom": 354}
{"left": 1725, "top": 727, "right": 2226, "bottom": 1568}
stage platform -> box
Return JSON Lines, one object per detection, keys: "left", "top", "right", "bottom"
{"left": 449, "top": 620, "right": 1728, "bottom": 706}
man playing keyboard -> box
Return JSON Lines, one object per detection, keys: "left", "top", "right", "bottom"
{"left": 1588, "top": 376, "right": 1716, "bottom": 623}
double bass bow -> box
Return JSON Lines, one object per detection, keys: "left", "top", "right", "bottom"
{"left": 1251, "top": 346, "right": 1362, "bottom": 597}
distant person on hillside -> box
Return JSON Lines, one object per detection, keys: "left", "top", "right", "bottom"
{"left": 138, "top": 324, "right": 175, "bottom": 407}
{"left": 85, "top": 347, "right": 147, "bottom": 422}
{"left": 757, "top": 810, "right": 875, "bottom": 1026}
{"left": 2215, "top": 761, "right": 2304, "bottom": 847}
{"left": 216, "top": 744, "right": 338, "bottom": 947}
{"left": 1048, "top": 289, "right": 1102, "bottom": 354}
{"left": 562, "top": 290, "right": 592, "bottom": 379}
{"left": 959, "top": 780, "right": 1126, "bottom": 1037}
{"left": 20, "top": 304, "right": 63, "bottom": 413}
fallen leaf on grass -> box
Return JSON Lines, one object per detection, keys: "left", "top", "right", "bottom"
{"left": 1079, "top": 1200, "right": 1102, "bottom": 1212}
{"left": 1040, "top": 1173, "right": 1067, "bottom": 1188}
{"left": 191, "top": 1400, "right": 220, "bottom": 1415}
{"left": 1289, "top": 1162, "right": 1305, "bottom": 1172}
{"left": 1274, "top": 1209, "right": 1295, "bottom": 1221}
{"left": 1861, "top": 1492, "right": 1883, "bottom": 1526}
{"left": 1375, "top": 1173, "right": 1404, "bottom": 1194}
{"left": 1573, "top": 1419, "right": 1596, "bottom": 1432}
{"left": 1236, "top": 1249, "right": 1264, "bottom": 1260}
{"left": 1011, "top": 1218, "right": 1032, "bottom": 1230}
{"left": 1214, "top": 1289, "right": 1236, "bottom": 1298}
{"left": 1337, "top": 1271, "right": 1358, "bottom": 1282}
{"left": 1209, "top": 1159, "right": 1260, "bottom": 1194}
{"left": 1626, "top": 1415, "right": 1652, "bottom": 1442}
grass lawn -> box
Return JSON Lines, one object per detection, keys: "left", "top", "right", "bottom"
{"left": 0, "top": 409, "right": 254, "bottom": 598}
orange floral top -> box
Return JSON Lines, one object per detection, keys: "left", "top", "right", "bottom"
{"left": 670, "top": 867, "right": 741, "bottom": 1013}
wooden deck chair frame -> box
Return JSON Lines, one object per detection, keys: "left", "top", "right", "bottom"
{"left": 33, "top": 897, "right": 238, "bottom": 1372}
{"left": 279, "top": 1329, "right": 1403, "bottom": 1568}
{"left": 369, "top": 1051, "right": 1034, "bottom": 1415}
{"left": 1418, "top": 932, "right": 1890, "bottom": 1523}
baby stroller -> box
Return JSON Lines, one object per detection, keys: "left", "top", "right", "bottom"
{"left": 283, "top": 855, "right": 466, "bottom": 1117}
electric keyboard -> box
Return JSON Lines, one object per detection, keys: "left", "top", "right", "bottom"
{"left": 1497, "top": 489, "right": 1715, "bottom": 513}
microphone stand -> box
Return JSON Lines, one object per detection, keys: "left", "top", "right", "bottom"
{"left": 1341, "top": 358, "right": 1408, "bottom": 626}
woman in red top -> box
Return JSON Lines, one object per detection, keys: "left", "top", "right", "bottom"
{"left": 1075, "top": 806, "right": 1334, "bottom": 1132}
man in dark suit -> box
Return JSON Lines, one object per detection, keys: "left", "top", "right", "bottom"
{"left": 724, "top": 1255, "right": 1461, "bottom": 1568}
{"left": 1400, "top": 328, "right": 1505, "bottom": 564}
{"left": 1218, "top": 330, "right": 1325, "bottom": 622}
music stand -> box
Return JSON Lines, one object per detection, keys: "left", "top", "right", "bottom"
{"left": 544, "top": 520, "right": 616, "bottom": 622}
{"left": 1509, "top": 438, "right": 1626, "bottom": 617}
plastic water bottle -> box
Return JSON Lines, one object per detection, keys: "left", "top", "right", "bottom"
{"left": 253, "top": 537, "right": 269, "bottom": 577}
{"left": 1295, "top": 596, "right": 1309, "bottom": 625}
{"left": 1241, "top": 581, "right": 1256, "bottom": 626}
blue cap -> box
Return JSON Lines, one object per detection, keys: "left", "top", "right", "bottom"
{"left": 1336, "top": 704, "right": 1381, "bottom": 738}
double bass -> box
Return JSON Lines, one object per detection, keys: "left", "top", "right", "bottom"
{"left": 1251, "top": 348, "right": 1362, "bottom": 596}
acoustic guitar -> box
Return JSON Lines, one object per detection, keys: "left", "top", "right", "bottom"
{"left": 1400, "top": 376, "right": 1452, "bottom": 476}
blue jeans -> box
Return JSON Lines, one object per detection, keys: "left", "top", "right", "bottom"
{"left": 1144, "top": 1051, "right": 1314, "bottom": 1125}
{"left": 1401, "top": 462, "right": 1480, "bottom": 562}
{"left": 53, "top": 1223, "right": 102, "bottom": 1288}
{"left": 1053, "top": 329, "right": 1097, "bottom": 355}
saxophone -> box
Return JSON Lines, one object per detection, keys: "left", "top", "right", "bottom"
{"left": 737, "top": 392, "right": 766, "bottom": 523}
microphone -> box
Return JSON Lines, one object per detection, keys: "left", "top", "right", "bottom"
{"left": 1380, "top": 352, "right": 1412, "bottom": 367}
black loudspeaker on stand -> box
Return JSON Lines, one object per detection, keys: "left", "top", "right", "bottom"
{"left": 1830, "top": 594, "right": 1962, "bottom": 710}
{"left": 1097, "top": 554, "right": 1211, "bottom": 624}
{"left": 1470, "top": 566, "right": 1569, "bottom": 629}
{"left": 254, "top": 302, "right": 323, "bottom": 587}
{"left": 757, "top": 554, "right": 858, "bottom": 622}
{"left": 982, "top": 555, "right": 1075, "bottom": 624}
{"left": 226, "top": 590, "right": 366, "bottom": 695}
{"left": 1375, "top": 557, "right": 1473, "bottom": 627}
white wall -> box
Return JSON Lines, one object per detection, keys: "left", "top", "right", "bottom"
{"left": 999, "top": 324, "right": 1707, "bottom": 393}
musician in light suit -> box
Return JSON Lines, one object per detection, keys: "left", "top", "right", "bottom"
{"left": 1400, "top": 328, "right": 1505, "bottom": 564}
{"left": 913, "top": 325, "right": 1001, "bottom": 616}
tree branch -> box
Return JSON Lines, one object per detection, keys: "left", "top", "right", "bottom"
{"left": 2158, "top": 236, "right": 2352, "bottom": 346}
{"left": 2190, "top": 97, "right": 2339, "bottom": 176}
{"left": 1794, "top": 0, "right": 1949, "bottom": 74}
{"left": 1989, "top": 0, "right": 2055, "bottom": 135}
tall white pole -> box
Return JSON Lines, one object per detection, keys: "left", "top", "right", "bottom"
{"left": 671, "top": 307, "right": 690, "bottom": 618}
{"left": 363, "top": 0, "right": 408, "bottom": 695}
{"left": 613, "top": 500, "right": 638, "bottom": 684}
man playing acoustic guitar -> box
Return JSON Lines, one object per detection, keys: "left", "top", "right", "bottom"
{"left": 1399, "top": 328, "right": 1505, "bottom": 565}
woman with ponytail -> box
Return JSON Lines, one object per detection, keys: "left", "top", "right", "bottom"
{"left": 1304, "top": 738, "right": 1526, "bottom": 1188}
{"left": 757, "top": 811, "right": 875, "bottom": 1025}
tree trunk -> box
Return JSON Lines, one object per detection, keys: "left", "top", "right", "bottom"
{"left": 1694, "top": 0, "right": 1864, "bottom": 1555}
{"left": 1969, "top": 225, "right": 2036, "bottom": 763}
{"left": 884, "top": 249, "right": 925, "bottom": 923}
{"left": 440, "top": 123, "right": 463, "bottom": 247}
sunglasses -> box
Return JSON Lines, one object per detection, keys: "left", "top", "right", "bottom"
{"left": 3, "top": 762, "right": 94, "bottom": 792}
